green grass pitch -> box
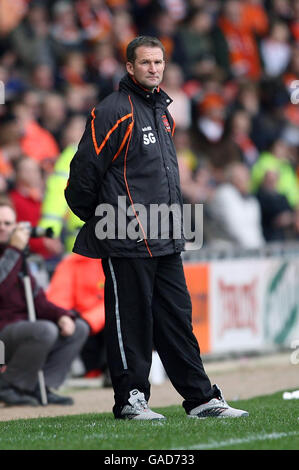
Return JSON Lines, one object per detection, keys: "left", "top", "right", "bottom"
{"left": 0, "top": 391, "right": 298, "bottom": 450}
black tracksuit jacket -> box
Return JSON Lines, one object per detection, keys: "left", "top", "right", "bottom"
{"left": 65, "top": 73, "right": 185, "bottom": 258}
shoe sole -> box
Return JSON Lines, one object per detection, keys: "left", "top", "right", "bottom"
{"left": 0, "top": 399, "right": 39, "bottom": 407}
{"left": 130, "top": 417, "right": 166, "bottom": 421}
{"left": 188, "top": 412, "right": 249, "bottom": 419}
{"left": 45, "top": 402, "right": 74, "bottom": 406}
{"left": 116, "top": 415, "right": 166, "bottom": 421}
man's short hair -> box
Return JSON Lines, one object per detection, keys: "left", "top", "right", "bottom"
{"left": 126, "top": 36, "right": 165, "bottom": 63}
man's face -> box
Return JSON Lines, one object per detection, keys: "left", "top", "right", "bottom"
{"left": 126, "top": 46, "right": 165, "bottom": 91}
{"left": 0, "top": 206, "right": 16, "bottom": 244}
{"left": 16, "top": 158, "right": 42, "bottom": 189}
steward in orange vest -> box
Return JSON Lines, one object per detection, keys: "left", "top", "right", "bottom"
{"left": 47, "top": 254, "right": 105, "bottom": 335}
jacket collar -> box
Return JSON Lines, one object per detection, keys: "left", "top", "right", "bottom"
{"left": 119, "top": 74, "right": 173, "bottom": 109}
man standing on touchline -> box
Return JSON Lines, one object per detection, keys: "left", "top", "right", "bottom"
{"left": 65, "top": 36, "right": 248, "bottom": 420}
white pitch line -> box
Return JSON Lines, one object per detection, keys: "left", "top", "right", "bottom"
{"left": 173, "top": 431, "right": 299, "bottom": 450}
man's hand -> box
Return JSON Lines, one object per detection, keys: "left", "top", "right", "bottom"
{"left": 43, "top": 237, "right": 64, "bottom": 256}
{"left": 9, "top": 223, "right": 31, "bottom": 251}
{"left": 58, "top": 315, "right": 75, "bottom": 337}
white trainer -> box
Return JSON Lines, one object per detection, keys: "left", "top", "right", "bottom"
{"left": 188, "top": 386, "right": 249, "bottom": 419}
{"left": 120, "top": 389, "right": 166, "bottom": 420}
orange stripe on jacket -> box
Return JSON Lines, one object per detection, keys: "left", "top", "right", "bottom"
{"left": 171, "top": 116, "right": 176, "bottom": 137}
{"left": 112, "top": 121, "right": 134, "bottom": 162}
{"left": 91, "top": 108, "right": 133, "bottom": 156}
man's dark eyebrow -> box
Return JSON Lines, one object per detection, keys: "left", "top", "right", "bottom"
{"left": 140, "top": 59, "right": 163, "bottom": 63}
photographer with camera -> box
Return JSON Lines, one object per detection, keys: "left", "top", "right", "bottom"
{"left": 9, "top": 157, "right": 64, "bottom": 261}
{"left": 0, "top": 201, "right": 89, "bottom": 406}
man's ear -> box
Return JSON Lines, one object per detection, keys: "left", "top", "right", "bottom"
{"left": 126, "top": 61, "right": 134, "bottom": 76}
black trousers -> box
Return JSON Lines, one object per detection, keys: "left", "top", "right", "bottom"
{"left": 102, "top": 253, "right": 216, "bottom": 417}
{"left": 80, "top": 329, "right": 107, "bottom": 373}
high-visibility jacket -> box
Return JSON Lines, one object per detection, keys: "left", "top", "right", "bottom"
{"left": 39, "top": 145, "right": 83, "bottom": 252}
{"left": 251, "top": 151, "right": 299, "bottom": 208}
{"left": 46, "top": 253, "right": 105, "bottom": 335}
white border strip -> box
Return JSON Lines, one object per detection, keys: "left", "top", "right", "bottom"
{"left": 174, "top": 431, "right": 299, "bottom": 450}
{"left": 108, "top": 258, "right": 128, "bottom": 370}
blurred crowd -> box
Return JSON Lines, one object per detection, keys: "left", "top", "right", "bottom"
{"left": 1, "top": 0, "right": 299, "bottom": 262}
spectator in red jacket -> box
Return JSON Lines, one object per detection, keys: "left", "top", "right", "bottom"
{"left": 9, "top": 157, "right": 63, "bottom": 260}
{"left": 0, "top": 201, "right": 89, "bottom": 406}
